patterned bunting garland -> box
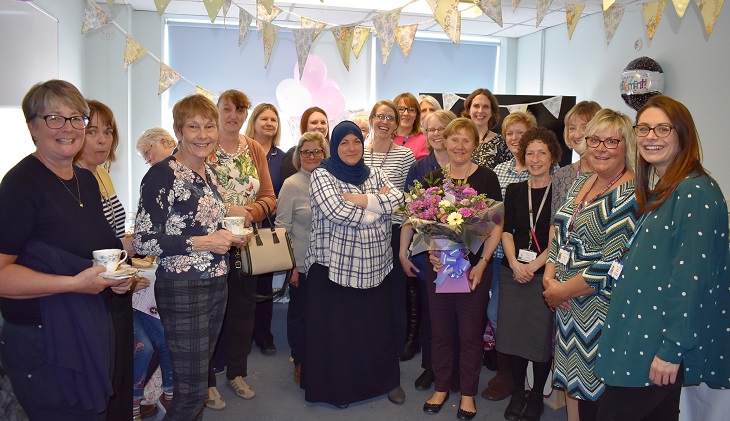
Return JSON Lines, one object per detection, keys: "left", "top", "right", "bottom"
{"left": 442, "top": 93, "right": 461, "bottom": 111}
{"left": 642, "top": 1, "right": 667, "bottom": 42}
{"left": 604, "top": 0, "right": 616, "bottom": 10}
{"left": 222, "top": 0, "right": 232, "bottom": 18}
{"left": 332, "top": 27, "right": 355, "bottom": 70}
{"left": 257, "top": 3, "right": 283, "bottom": 30}
{"left": 536, "top": 0, "right": 554, "bottom": 27}
{"left": 603, "top": 3, "right": 625, "bottom": 45}
{"left": 541, "top": 96, "right": 563, "bottom": 119}
{"left": 352, "top": 27, "right": 371, "bottom": 59}
{"left": 260, "top": 0, "right": 275, "bottom": 14}
{"left": 301, "top": 17, "right": 328, "bottom": 42}
{"left": 203, "top": 0, "right": 224, "bottom": 23}
{"left": 238, "top": 7, "right": 254, "bottom": 47}
{"left": 195, "top": 86, "right": 216, "bottom": 101}
{"left": 293, "top": 29, "right": 315, "bottom": 77}
{"left": 262, "top": 21, "right": 280, "bottom": 68}
{"left": 123, "top": 35, "right": 148, "bottom": 70}
{"left": 477, "top": 0, "right": 503, "bottom": 27}
{"left": 512, "top": 0, "right": 521, "bottom": 12}
{"left": 671, "top": 0, "right": 691, "bottom": 17}
{"left": 426, "top": 0, "right": 461, "bottom": 44}
{"left": 158, "top": 63, "right": 181, "bottom": 95}
{"left": 396, "top": 24, "right": 418, "bottom": 58}
{"left": 372, "top": 9, "right": 401, "bottom": 65}
{"left": 696, "top": 0, "right": 725, "bottom": 36}
{"left": 81, "top": 0, "right": 112, "bottom": 34}
{"left": 565, "top": 3, "right": 585, "bottom": 39}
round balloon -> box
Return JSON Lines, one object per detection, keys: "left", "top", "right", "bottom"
{"left": 620, "top": 56, "right": 664, "bottom": 111}
{"left": 294, "top": 54, "right": 327, "bottom": 92}
{"left": 276, "top": 79, "right": 312, "bottom": 118}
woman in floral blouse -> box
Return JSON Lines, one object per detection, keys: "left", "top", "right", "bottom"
{"left": 133, "top": 94, "right": 245, "bottom": 420}
{"left": 462, "top": 88, "right": 510, "bottom": 169}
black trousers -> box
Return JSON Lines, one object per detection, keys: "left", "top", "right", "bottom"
{"left": 595, "top": 368, "right": 683, "bottom": 421}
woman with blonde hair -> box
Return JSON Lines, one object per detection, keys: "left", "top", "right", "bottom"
{"left": 136, "top": 127, "right": 176, "bottom": 165}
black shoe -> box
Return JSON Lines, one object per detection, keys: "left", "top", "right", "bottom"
{"left": 258, "top": 340, "right": 276, "bottom": 355}
{"left": 457, "top": 407, "right": 477, "bottom": 421}
{"left": 335, "top": 403, "right": 349, "bottom": 409}
{"left": 415, "top": 369, "right": 434, "bottom": 391}
{"left": 422, "top": 391, "right": 449, "bottom": 414}
{"left": 388, "top": 386, "right": 406, "bottom": 404}
{"left": 504, "top": 391, "right": 528, "bottom": 421}
{"left": 519, "top": 391, "right": 545, "bottom": 421}
{"left": 399, "top": 340, "right": 421, "bottom": 361}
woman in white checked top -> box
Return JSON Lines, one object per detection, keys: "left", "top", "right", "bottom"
{"left": 303, "top": 121, "right": 405, "bottom": 408}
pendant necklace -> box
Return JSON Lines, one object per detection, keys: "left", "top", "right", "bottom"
{"left": 218, "top": 139, "right": 242, "bottom": 159}
{"left": 57, "top": 170, "right": 84, "bottom": 208}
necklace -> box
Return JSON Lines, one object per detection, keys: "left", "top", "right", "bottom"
{"left": 57, "top": 170, "right": 83, "bottom": 208}
{"left": 218, "top": 138, "right": 242, "bottom": 159}
{"left": 568, "top": 167, "right": 627, "bottom": 234}
{"left": 445, "top": 161, "right": 473, "bottom": 181}
{"left": 369, "top": 142, "right": 393, "bottom": 169}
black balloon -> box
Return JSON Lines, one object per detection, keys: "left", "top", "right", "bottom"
{"left": 620, "top": 57, "right": 665, "bottom": 111}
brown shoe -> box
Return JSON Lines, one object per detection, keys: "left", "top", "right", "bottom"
{"left": 294, "top": 364, "right": 302, "bottom": 385}
{"left": 480, "top": 374, "right": 514, "bottom": 401}
{"left": 140, "top": 404, "right": 158, "bottom": 419}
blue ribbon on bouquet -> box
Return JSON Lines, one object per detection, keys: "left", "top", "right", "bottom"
{"left": 433, "top": 249, "right": 471, "bottom": 286}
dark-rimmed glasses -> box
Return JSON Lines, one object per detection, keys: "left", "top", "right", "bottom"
{"left": 585, "top": 136, "right": 623, "bottom": 149}
{"left": 633, "top": 124, "right": 674, "bottom": 138}
{"left": 300, "top": 149, "right": 324, "bottom": 158}
{"left": 397, "top": 106, "right": 416, "bottom": 114}
{"left": 425, "top": 127, "right": 446, "bottom": 133}
{"left": 33, "top": 114, "right": 90, "bottom": 130}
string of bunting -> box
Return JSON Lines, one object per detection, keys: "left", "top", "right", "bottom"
{"left": 83, "top": 0, "right": 724, "bottom": 99}
{"left": 442, "top": 93, "right": 564, "bottom": 119}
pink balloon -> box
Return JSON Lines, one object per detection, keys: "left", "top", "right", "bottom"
{"left": 294, "top": 54, "right": 327, "bottom": 92}
{"left": 320, "top": 79, "right": 340, "bottom": 91}
{"left": 311, "top": 86, "right": 346, "bottom": 120}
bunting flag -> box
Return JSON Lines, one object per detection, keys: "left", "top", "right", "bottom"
{"left": 603, "top": 3, "right": 625, "bottom": 45}
{"left": 642, "top": 1, "right": 667, "bottom": 41}
{"left": 292, "top": 29, "right": 315, "bottom": 77}
{"left": 262, "top": 21, "right": 280, "bottom": 68}
{"left": 195, "top": 86, "right": 216, "bottom": 101}
{"left": 301, "top": 17, "right": 328, "bottom": 42}
{"left": 81, "top": 0, "right": 112, "bottom": 34}
{"left": 257, "top": 3, "right": 283, "bottom": 29}
{"left": 536, "top": 0, "right": 554, "bottom": 26}
{"left": 352, "top": 27, "right": 371, "bottom": 59}
{"left": 332, "top": 26, "right": 355, "bottom": 70}
{"left": 222, "top": 0, "right": 232, "bottom": 18}
{"left": 512, "top": 0, "right": 521, "bottom": 12}
{"left": 477, "top": 0, "right": 503, "bottom": 27}
{"left": 426, "top": 0, "right": 461, "bottom": 44}
{"left": 260, "top": 0, "right": 275, "bottom": 14}
{"left": 442, "top": 93, "right": 461, "bottom": 111}
{"left": 565, "top": 3, "right": 585, "bottom": 39}
{"left": 107, "top": 0, "right": 115, "bottom": 6}
{"left": 604, "top": 0, "right": 616, "bottom": 10}
{"left": 123, "top": 35, "right": 148, "bottom": 70}
{"left": 158, "top": 63, "right": 181, "bottom": 95}
{"left": 696, "top": 0, "right": 725, "bottom": 36}
{"left": 672, "top": 0, "right": 691, "bottom": 16}
{"left": 541, "top": 96, "right": 563, "bottom": 118}
{"left": 238, "top": 7, "right": 254, "bottom": 46}
{"left": 372, "top": 9, "right": 401, "bottom": 65}
{"left": 153, "top": 0, "right": 171, "bottom": 15}
{"left": 203, "top": 0, "right": 224, "bottom": 23}
{"left": 507, "top": 103, "right": 529, "bottom": 114}
{"left": 396, "top": 24, "right": 418, "bottom": 58}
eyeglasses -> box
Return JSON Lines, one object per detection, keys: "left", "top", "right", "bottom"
{"left": 397, "top": 106, "right": 416, "bottom": 114}
{"left": 374, "top": 114, "right": 395, "bottom": 122}
{"left": 300, "top": 149, "right": 324, "bottom": 158}
{"left": 425, "top": 127, "right": 447, "bottom": 133}
{"left": 34, "top": 114, "right": 89, "bottom": 130}
{"left": 585, "top": 136, "right": 623, "bottom": 149}
{"left": 633, "top": 124, "right": 674, "bottom": 138}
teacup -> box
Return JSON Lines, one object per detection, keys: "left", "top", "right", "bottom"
{"left": 93, "top": 249, "right": 128, "bottom": 273}
{"left": 223, "top": 216, "right": 247, "bottom": 236}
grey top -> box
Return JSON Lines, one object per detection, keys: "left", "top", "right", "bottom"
{"left": 276, "top": 169, "right": 314, "bottom": 272}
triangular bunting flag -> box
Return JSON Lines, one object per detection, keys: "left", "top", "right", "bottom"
{"left": 426, "top": 0, "right": 461, "bottom": 44}
{"left": 512, "top": 0, "right": 521, "bottom": 12}
{"left": 332, "top": 26, "right": 355, "bottom": 70}
{"left": 81, "top": 0, "right": 112, "bottom": 34}
{"left": 604, "top": 0, "right": 616, "bottom": 10}
{"left": 643, "top": 1, "right": 667, "bottom": 42}
{"left": 158, "top": 63, "right": 181, "bottom": 95}
{"left": 672, "top": 0, "right": 691, "bottom": 16}
{"left": 262, "top": 21, "right": 280, "bottom": 68}
{"left": 238, "top": 7, "right": 254, "bottom": 47}
{"left": 257, "top": 3, "right": 283, "bottom": 29}
{"left": 123, "top": 35, "right": 148, "bottom": 70}
{"left": 301, "top": 17, "right": 328, "bottom": 42}
{"left": 396, "top": 24, "right": 418, "bottom": 58}
{"left": 542, "top": 96, "right": 563, "bottom": 119}
{"left": 196, "top": 86, "right": 216, "bottom": 101}
{"left": 603, "top": 3, "right": 625, "bottom": 45}
{"left": 565, "top": 3, "right": 585, "bottom": 39}
{"left": 153, "top": 0, "right": 171, "bottom": 15}
{"left": 293, "top": 29, "right": 315, "bottom": 77}
{"left": 352, "top": 27, "right": 371, "bottom": 59}
{"left": 203, "top": 0, "right": 224, "bottom": 23}
{"left": 107, "top": 0, "right": 115, "bottom": 6}
{"left": 696, "top": 0, "right": 725, "bottom": 36}
{"left": 372, "top": 9, "right": 401, "bottom": 65}
{"left": 442, "top": 93, "right": 461, "bottom": 111}
{"left": 477, "top": 0, "right": 503, "bottom": 27}
{"left": 506, "top": 104, "right": 529, "bottom": 114}
{"left": 260, "top": 0, "right": 275, "bottom": 14}
{"left": 222, "top": 0, "right": 232, "bottom": 18}
{"left": 536, "top": 0, "right": 554, "bottom": 26}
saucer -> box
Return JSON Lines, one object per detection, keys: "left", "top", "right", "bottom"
{"left": 232, "top": 228, "right": 254, "bottom": 238}
{"left": 100, "top": 267, "right": 139, "bottom": 279}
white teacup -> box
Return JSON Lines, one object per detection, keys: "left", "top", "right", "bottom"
{"left": 93, "top": 249, "right": 128, "bottom": 273}
{"left": 223, "top": 216, "right": 247, "bottom": 236}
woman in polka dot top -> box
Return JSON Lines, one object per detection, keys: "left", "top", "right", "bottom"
{"left": 595, "top": 95, "right": 730, "bottom": 420}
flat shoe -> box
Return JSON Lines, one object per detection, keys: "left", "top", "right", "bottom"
{"left": 457, "top": 407, "right": 477, "bottom": 420}
{"left": 388, "top": 386, "right": 406, "bottom": 404}
{"left": 422, "top": 391, "right": 449, "bottom": 414}
{"left": 335, "top": 403, "right": 349, "bottom": 409}
{"left": 415, "top": 369, "right": 435, "bottom": 391}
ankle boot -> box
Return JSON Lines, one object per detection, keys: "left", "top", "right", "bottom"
{"left": 480, "top": 351, "right": 514, "bottom": 401}
{"left": 400, "top": 277, "right": 421, "bottom": 361}
{"left": 519, "top": 390, "right": 545, "bottom": 421}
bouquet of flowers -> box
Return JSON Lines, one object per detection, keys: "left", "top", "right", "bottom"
{"left": 400, "top": 174, "right": 503, "bottom": 293}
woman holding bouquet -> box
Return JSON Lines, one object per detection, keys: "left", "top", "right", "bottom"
{"left": 498, "top": 127, "right": 562, "bottom": 421}
{"left": 303, "top": 121, "right": 405, "bottom": 408}
{"left": 424, "top": 118, "right": 503, "bottom": 420}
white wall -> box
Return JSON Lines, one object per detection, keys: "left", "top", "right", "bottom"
{"left": 515, "top": 5, "right": 730, "bottom": 193}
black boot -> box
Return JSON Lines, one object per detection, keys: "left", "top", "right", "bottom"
{"left": 399, "top": 277, "right": 421, "bottom": 361}
{"left": 504, "top": 390, "right": 528, "bottom": 421}
{"left": 519, "top": 390, "right": 545, "bottom": 421}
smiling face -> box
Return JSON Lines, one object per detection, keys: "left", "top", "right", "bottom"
{"left": 254, "top": 109, "right": 279, "bottom": 141}
{"left": 524, "top": 140, "right": 552, "bottom": 179}
{"left": 635, "top": 107, "right": 680, "bottom": 177}
{"left": 468, "top": 94, "right": 492, "bottom": 130}
{"left": 425, "top": 115, "right": 447, "bottom": 152}
{"left": 567, "top": 114, "right": 589, "bottom": 155}
{"left": 79, "top": 113, "right": 114, "bottom": 167}
{"left": 176, "top": 115, "right": 218, "bottom": 166}
{"left": 299, "top": 140, "right": 324, "bottom": 172}
{"left": 29, "top": 102, "right": 86, "bottom": 165}
{"left": 586, "top": 127, "right": 627, "bottom": 177}
{"left": 218, "top": 98, "right": 247, "bottom": 134}
{"left": 445, "top": 128, "right": 477, "bottom": 166}
{"left": 504, "top": 122, "right": 528, "bottom": 157}
{"left": 369, "top": 104, "right": 397, "bottom": 141}
{"left": 397, "top": 98, "right": 416, "bottom": 133}
{"left": 306, "top": 111, "right": 328, "bottom": 137}
{"left": 337, "top": 133, "right": 363, "bottom": 166}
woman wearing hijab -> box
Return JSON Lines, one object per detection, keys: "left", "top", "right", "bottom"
{"left": 303, "top": 121, "right": 405, "bottom": 408}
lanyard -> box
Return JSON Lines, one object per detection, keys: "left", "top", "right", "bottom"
{"left": 527, "top": 178, "right": 551, "bottom": 252}
{"left": 567, "top": 168, "right": 627, "bottom": 236}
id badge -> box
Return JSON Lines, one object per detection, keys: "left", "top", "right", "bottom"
{"left": 518, "top": 249, "right": 538, "bottom": 263}
{"left": 608, "top": 260, "right": 624, "bottom": 280}
{"left": 557, "top": 247, "right": 570, "bottom": 265}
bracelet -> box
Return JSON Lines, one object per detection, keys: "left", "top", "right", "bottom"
{"left": 225, "top": 203, "right": 231, "bottom": 216}
{"left": 479, "top": 256, "right": 489, "bottom": 262}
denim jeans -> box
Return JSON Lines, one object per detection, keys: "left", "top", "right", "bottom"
{"left": 133, "top": 310, "right": 173, "bottom": 399}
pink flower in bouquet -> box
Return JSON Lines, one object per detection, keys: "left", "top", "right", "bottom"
{"left": 460, "top": 199, "right": 471, "bottom": 206}
{"left": 463, "top": 186, "right": 477, "bottom": 196}
{"left": 458, "top": 207, "right": 474, "bottom": 218}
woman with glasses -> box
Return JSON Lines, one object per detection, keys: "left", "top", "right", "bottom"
{"left": 394, "top": 93, "right": 429, "bottom": 159}
{"left": 136, "top": 127, "right": 176, "bottom": 166}
{"left": 542, "top": 108, "right": 638, "bottom": 420}
{"left": 275, "top": 131, "right": 329, "bottom": 386}
{"left": 0, "top": 80, "right": 127, "bottom": 419}
{"left": 594, "top": 96, "right": 730, "bottom": 420}
{"left": 365, "top": 100, "right": 415, "bottom": 371}
{"left": 462, "top": 88, "right": 511, "bottom": 169}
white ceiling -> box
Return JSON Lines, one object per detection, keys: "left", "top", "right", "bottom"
{"left": 121, "top": 0, "right": 640, "bottom": 39}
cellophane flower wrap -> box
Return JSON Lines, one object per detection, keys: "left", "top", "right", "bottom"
{"left": 400, "top": 174, "right": 504, "bottom": 293}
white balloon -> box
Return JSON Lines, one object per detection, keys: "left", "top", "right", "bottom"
{"left": 276, "top": 79, "right": 312, "bottom": 118}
